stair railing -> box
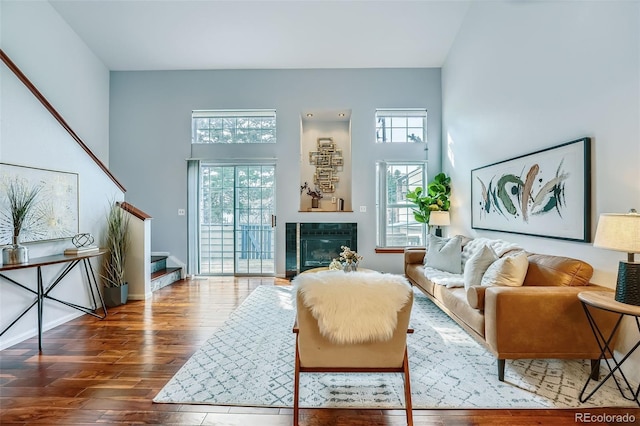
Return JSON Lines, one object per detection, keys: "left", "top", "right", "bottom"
{"left": 1, "top": 49, "right": 126, "bottom": 192}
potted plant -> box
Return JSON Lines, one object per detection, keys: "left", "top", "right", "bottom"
{"left": 406, "top": 172, "right": 451, "bottom": 226}
{"left": 1, "top": 177, "right": 42, "bottom": 264}
{"left": 101, "top": 202, "right": 130, "bottom": 307}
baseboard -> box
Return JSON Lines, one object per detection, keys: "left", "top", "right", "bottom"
{"left": 128, "top": 291, "right": 152, "bottom": 300}
{"left": 0, "top": 311, "right": 84, "bottom": 351}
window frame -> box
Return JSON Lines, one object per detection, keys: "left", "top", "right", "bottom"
{"left": 376, "top": 161, "right": 428, "bottom": 249}
{"left": 375, "top": 108, "right": 427, "bottom": 144}
{"left": 192, "top": 109, "right": 277, "bottom": 144}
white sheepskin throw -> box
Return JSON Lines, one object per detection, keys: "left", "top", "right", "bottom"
{"left": 423, "top": 267, "right": 465, "bottom": 288}
{"left": 293, "top": 271, "right": 412, "bottom": 344}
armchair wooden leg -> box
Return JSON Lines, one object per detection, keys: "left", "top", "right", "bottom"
{"left": 402, "top": 349, "right": 413, "bottom": 426}
{"left": 590, "top": 359, "right": 600, "bottom": 380}
{"left": 498, "top": 359, "right": 505, "bottom": 382}
{"left": 294, "top": 342, "right": 301, "bottom": 426}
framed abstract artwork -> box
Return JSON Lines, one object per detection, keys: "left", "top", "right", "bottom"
{"left": 0, "top": 163, "right": 79, "bottom": 244}
{"left": 471, "top": 137, "right": 591, "bottom": 241}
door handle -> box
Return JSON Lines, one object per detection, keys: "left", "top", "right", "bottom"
{"left": 271, "top": 214, "right": 276, "bottom": 228}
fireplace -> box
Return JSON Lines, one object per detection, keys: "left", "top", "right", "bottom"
{"left": 286, "top": 223, "right": 357, "bottom": 277}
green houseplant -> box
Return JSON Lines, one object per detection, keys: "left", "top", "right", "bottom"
{"left": 406, "top": 172, "right": 451, "bottom": 225}
{"left": 102, "top": 202, "right": 130, "bottom": 307}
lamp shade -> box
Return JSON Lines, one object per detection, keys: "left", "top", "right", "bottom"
{"left": 429, "top": 211, "right": 450, "bottom": 227}
{"left": 593, "top": 212, "right": 640, "bottom": 253}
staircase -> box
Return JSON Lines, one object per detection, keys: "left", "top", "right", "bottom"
{"left": 150, "top": 255, "right": 182, "bottom": 292}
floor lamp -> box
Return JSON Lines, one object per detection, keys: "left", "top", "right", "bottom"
{"left": 429, "top": 211, "right": 450, "bottom": 238}
{"left": 593, "top": 209, "right": 640, "bottom": 306}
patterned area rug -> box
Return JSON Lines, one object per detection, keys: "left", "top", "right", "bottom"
{"left": 153, "top": 285, "right": 633, "bottom": 408}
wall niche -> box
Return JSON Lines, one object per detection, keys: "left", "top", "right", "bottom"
{"left": 299, "top": 109, "right": 352, "bottom": 212}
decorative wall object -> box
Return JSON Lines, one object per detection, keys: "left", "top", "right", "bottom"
{"left": 471, "top": 137, "right": 591, "bottom": 241}
{"left": 0, "top": 163, "right": 79, "bottom": 244}
{"left": 308, "top": 137, "right": 343, "bottom": 193}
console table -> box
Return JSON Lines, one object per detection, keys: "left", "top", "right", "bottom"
{"left": 0, "top": 250, "right": 108, "bottom": 351}
{"left": 578, "top": 291, "right": 640, "bottom": 407}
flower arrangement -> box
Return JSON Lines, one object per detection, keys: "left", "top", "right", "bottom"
{"left": 328, "top": 258, "right": 342, "bottom": 270}
{"left": 339, "top": 245, "right": 362, "bottom": 264}
{"left": 334, "top": 245, "right": 363, "bottom": 272}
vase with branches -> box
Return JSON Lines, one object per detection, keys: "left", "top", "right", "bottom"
{"left": 1, "top": 177, "right": 42, "bottom": 264}
{"left": 300, "top": 181, "right": 323, "bottom": 208}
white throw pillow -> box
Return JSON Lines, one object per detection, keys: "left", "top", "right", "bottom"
{"left": 424, "top": 234, "right": 462, "bottom": 274}
{"left": 463, "top": 245, "right": 498, "bottom": 290}
{"left": 481, "top": 252, "right": 529, "bottom": 287}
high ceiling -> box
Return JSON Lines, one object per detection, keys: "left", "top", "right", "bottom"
{"left": 48, "top": 0, "right": 471, "bottom": 71}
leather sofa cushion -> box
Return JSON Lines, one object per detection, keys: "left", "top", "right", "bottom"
{"left": 440, "top": 288, "right": 485, "bottom": 338}
{"left": 523, "top": 254, "right": 593, "bottom": 287}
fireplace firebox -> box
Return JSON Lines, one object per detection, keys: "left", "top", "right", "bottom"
{"left": 285, "top": 223, "right": 357, "bottom": 277}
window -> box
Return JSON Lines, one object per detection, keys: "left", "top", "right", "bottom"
{"left": 376, "top": 162, "right": 427, "bottom": 247}
{"left": 375, "top": 109, "right": 427, "bottom": 144}
{"left": 192, "top": 109, "right": 276, "bottom": 144}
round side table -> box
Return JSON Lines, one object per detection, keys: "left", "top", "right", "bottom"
{"left": 578, "top": 291, "right": 640, "bottom": 407}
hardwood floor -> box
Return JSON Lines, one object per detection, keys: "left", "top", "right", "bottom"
{"left": 0, "top": 277, "right": 636, "bottom": 425}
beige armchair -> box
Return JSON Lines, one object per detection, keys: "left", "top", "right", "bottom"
{"left": 293, "top": 289, "right": 414, "bottom": 425}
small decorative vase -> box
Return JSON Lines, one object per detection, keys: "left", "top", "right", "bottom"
{"left": 311, "top": 198, "right": 319, "bottom": 208}
{"left": 343, "top": 261, "right": 352, "bottom": 273}
{"left": 2, "top": 235, "right": 28, "bottom": 265}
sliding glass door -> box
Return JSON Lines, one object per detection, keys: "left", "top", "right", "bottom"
{"left": 198, "top": 163, "right": 275, "bottom": 275}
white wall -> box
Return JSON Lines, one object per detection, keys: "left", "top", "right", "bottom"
{"left": 1, "top": 0, "right": 110, "bottom": 163}
{"left": 110, "top": 68, "right": 442, "bottom": 275}
{"left": 0, "top": 1, "right": 123, "bottom": 349}
{"left": 442, "top": 0, "right": 640, "bottom": 383}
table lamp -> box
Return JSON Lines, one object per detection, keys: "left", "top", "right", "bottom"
{"left": 429, "top": 211, "right": 450, "bottom": 238}
{"left": 593, "top": 209, "right": 640, "bottom": 306}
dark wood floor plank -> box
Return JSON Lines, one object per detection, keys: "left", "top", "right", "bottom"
{"left": 1, "top": 277, "right": 637, "bottom": 425}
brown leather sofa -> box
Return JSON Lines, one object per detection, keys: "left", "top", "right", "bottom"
{"left": 404, "top": 244, "right": 619, "bottom": 381}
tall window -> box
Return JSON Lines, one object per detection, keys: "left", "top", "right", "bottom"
{"left": 192, "top": 110, "right": 276, "bottom": 144}
{"left": 375, "top": 109, "right": 427, "bottom": 144}
{"left": 376, "top": 162, "right": 427, "bottom": 247}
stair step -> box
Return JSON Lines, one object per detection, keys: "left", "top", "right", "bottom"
{"left": 150, "top": 267, "right": 182, "bottom": 292}
{"left": 151, "top": 256, "right": 168, "bottom": 274}
{"left": 151, "top": 267, "right": 181, "bottom": 281}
